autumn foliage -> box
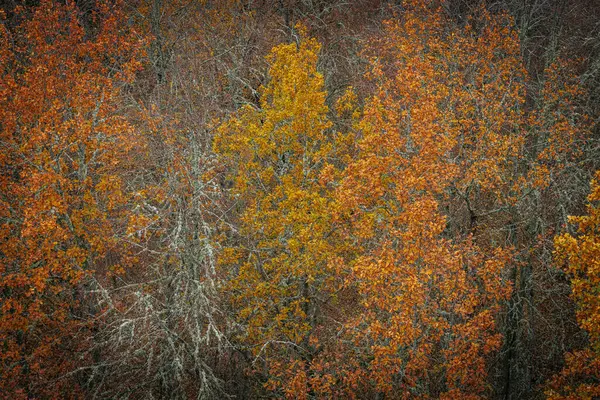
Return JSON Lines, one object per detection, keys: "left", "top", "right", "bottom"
{"left": 334, "top": 4, "right": 520, "bottom": 396}
{"left": 0, "top": 1, "right": 145, "bottom": 396}
{"left": 0, "top": 0, "right": 598, "bottom": 398}
{"left": 547, "top": 172, "right": 600, "bottom": 399}
{"left": 215, "top": 33, "right": 353, "bottom": 397}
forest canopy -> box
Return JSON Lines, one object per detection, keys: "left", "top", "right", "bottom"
{"left": 0, "top": 0, "right": 599, "bottom": 398}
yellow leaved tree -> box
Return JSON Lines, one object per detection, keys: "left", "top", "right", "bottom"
{"left": 547, "top": 171, "right": 600, "bottom": 399}
{"left": 215, "top": 30, "right": 352, "bottom": 397}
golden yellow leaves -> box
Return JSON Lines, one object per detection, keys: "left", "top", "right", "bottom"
{"left": 211, "top": 2, "right": 592, "bottom": 397}
{"left": 215, "top": 31, "right": 348, "bottom": 394}
{"left": 548, "top": 171, "right": 600, "bottom": 398}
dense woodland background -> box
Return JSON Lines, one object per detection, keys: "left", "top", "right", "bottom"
{"left": 1, "top": 0, "right": 600, "bottom": 398}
